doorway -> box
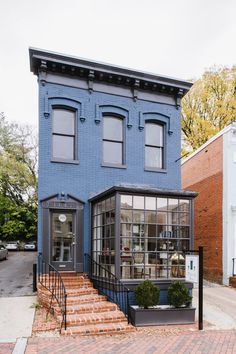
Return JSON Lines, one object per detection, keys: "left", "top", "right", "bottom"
{"left": 50, "top": 211, "right": 76, "bottom": 271}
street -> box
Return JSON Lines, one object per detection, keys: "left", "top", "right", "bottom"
{"left": 0, "top": 251, "right": 37, "bottom": 297}
{"left": 193, "top": 281, "right": 236, "bottom": 330}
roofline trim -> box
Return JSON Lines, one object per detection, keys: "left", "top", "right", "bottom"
{"left": 88, "top": 185, "right": 198, "bottom": 202}
{"left": 182, "top": 122, "right": 236, "bottom": 165}
{"left": 29, "top": 47, "right": 193, "bottom": 91}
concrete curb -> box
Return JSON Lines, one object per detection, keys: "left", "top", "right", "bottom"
{"left": 12, "top": 338, "right": 28, "bottom": 354}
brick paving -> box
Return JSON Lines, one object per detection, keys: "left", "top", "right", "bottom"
{"left": 25, "top": 329, "right": 236, "bottom": 354}
{"left": 0, "top": 342, "right": 15, "bottom": 354}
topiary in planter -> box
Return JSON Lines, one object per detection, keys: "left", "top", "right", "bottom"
{"left": 167, "top": 281, "right": 192, "bottom": 308}
{"left": 134, "top": 280, "right": 160, "bottom": 309}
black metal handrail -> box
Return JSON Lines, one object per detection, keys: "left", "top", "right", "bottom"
{"left": 84, "top": 253, "right": 130, "bottom": 323}
{"left": 233, "top": 258, "right": 236, "bottom": 276}
{"left": 38, "top": 253, "right": 67, "bottom": 331}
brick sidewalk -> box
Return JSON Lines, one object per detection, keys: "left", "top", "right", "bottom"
{"left": 0, "top": 342, "right": 15, "bottom": 354}
{"left": 25, "top": 329, "right": 236, "bottom": 354}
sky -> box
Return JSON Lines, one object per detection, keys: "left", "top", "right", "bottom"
{"left": 0, "top": 0, "right": 235, "bottom": 128}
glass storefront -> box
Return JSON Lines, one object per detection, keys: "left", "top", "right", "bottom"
{"left": 91, "top": 192, "right": 192, "bottom": 280}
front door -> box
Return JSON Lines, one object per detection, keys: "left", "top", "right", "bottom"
{"left": 51, "top": 211, "right": 76, "bottom": 271}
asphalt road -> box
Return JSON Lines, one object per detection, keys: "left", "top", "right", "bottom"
{"left": 0, "top": 251, "right": 37, "bottom": 297}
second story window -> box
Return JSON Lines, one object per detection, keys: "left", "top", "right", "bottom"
{"left": 52, "top": 108, "right": 76, "bottom": 161}
{"left": 145, "top": 122, "right": 164, "bottom": 169}
{"left": 103, "top": 116, "right": 124, "bottom": 165}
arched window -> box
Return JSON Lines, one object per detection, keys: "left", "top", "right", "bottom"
{"left": 145, "top": 122, "right": 164, "bottom": 169}
{"left": 103, "top": 116, "right": 124, "bottom": 165}
{"left": 52, "top": 108, "right": 76, "bottom": 161}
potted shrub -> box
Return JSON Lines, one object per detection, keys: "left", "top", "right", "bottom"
{"left": 162, "top": 281, "right": 196, "bottom": 325}
{"left": 130, "top": 280, "right": 160, "bottom": 326}
{"left": 130, "top": 280, "right": 196, "bottom": 326}
{"left": 135, "top": 279, "right": 160, "bottom": 309}
{"left": 167, "top": 281, "right": 192, "bottom": 308}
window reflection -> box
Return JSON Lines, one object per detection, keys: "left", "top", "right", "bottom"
{"left": 91, "top": 194, "right": 191, "bottom": 280}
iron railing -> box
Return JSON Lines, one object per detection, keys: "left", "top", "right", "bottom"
{"left": 233, "top": 258, "right": 236, "bottom": 276}
{"left": 84, "top": 253, "right": 130, "bottom": 323}
{"left": 38, "top": 253, "right": 67, "bottom": 331}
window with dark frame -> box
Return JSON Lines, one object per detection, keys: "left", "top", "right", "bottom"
{"left": 103, "top": 116, "right": 124, "bottom": 165}
{"left": 91, "top": 194, "right": 191, "bottom": 280}
{"left": 145, "top": 122, "right": 164, "bottom": 169}
{"left": 52, "top": 108, "right": 76, "bottom": 160}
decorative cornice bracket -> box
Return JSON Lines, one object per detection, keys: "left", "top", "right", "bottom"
{"left": 175, "top": 89, "right": 184, "bottom": 110}
{"left": 133, "top": 79, "right": 140, "bottom": 101}
{"left": 38, "top": 60, "right": 47, "bottom": 86}
{"left": 88, "top": 70, "right": 95, "bottom": 93}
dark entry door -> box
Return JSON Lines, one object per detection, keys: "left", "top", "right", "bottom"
{"left": 50, "top": 211, "right": 76, "bottom": 271}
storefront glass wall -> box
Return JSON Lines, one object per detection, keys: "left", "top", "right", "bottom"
{"left": 91, "top": 193, "right": 191, "bottom": 280}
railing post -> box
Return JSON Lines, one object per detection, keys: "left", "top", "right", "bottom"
{"left": 64, "top": 293, "right": 67, "bottom": 330}
{"left": 33, "top": 263, "right": 37, "bottom": 292}
{"left": 198, "top": 246, "right": 203, "bottom": 331}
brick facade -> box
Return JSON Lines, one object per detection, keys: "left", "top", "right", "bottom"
{"left": 182, "top": 136, "right": 223, "bottom": 283}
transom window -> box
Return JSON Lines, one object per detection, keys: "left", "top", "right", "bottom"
{"left": 103, "top": 116, "right": 124, "bottom": 165}
{"left": 52, "top": 108, "right": 76, "bottom": 160}
{"left": 145, "top": 122, "right": 164, "bottom": 169}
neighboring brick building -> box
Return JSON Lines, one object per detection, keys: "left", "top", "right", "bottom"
{"left": 182, "top": 123, "right": 236, "bottom": 285}
{"left": 29, "top": 48, "right": 196, "bottom": 290}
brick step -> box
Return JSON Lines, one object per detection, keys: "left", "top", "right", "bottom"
{"left": 63, "top": 283, "right": 93, "bottom": 289}
{"left": 54, "top": 301, "right": 118, "bottom": 315}
{"left": 61, "top": 277, "right": 91, "bottom": 282}
{"left": 61, "top": 322, "right": 135, "bottom": 336}
{"left": 60, "top": 276, "right": 89, "bottom": 281}
{"left": 45, "top": 293, "right": 107, "bottom": 307}
{"left": 65, "top": 288, "right": 98, "bottom": 296}
{"left": 39, "top": 277, "right": 91, "bottom": 285}
{"left": 64, "top": 294, "right": 107, "bottom": 305}
{"left": 58, "top": 310, "right": 126, "bottom": 327}
{"left": 229, "top": 276, "right": 236, "bottom": 288}
{"left": 37, "top": 286, "right": 97, "bottom": 296}
{"left": 59, "top": 272, "right": 88, "bottom": 279}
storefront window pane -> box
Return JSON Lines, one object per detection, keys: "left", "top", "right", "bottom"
{"left": 120, "top": 210, "right": 132, "bottom": 223}
{"left": 133, "top": 196, "right": 144, "bottom": 209}
{"left": 145, "top": 197, "right": 156, "bottom": 210}
{"left": 157, "top": 198, "right": 168, "bottom": 211}
{"left": 121, "top": 195, "right": 132, "bottom": 208}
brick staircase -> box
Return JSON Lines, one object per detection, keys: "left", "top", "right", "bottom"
{"left": 229, "top": 276, "right": 236, "bottom": 288}
{"left": 37, "top": 272, "right": 135, "bottom": 336}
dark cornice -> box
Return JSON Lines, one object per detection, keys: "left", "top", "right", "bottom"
{"left": 29, "top": 47, "right": 192, "bottom": 97}
{"left": 88, "top": 184, "right": 198, "bottom": 202}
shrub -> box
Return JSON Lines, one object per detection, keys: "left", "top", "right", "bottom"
{"left": 167, "top": 281, "right": 192, "bottom": 308}
{"left": 134, "top": 280, "right": 160, "bottom": 309}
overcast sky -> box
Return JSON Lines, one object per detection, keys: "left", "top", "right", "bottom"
{"left": 0, "top": 0, "right": 235, "bottom": 128}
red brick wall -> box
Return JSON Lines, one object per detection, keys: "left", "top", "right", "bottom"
{"left": 182, "top": 136, "right": 223, "bottom": 283}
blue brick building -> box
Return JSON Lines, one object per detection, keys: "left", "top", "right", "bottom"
{"left": 29, "top": 48, "right": 196, "bottom": 288}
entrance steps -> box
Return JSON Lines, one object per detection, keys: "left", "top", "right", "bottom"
{"left": 37, "top": 272, "right": 135, "bottom": 336}
{"left": 229, "top": 276, "right": 236, "bottom": 288}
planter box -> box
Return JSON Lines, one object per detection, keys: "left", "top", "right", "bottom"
{"left": 130, "top": 305, "right": 196, "bottom": 327}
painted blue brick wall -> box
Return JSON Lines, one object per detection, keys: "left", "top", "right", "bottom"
{"left": 38, "top": 82, "right": 182, "bottom": 253}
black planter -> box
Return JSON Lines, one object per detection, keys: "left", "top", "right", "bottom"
{"left": 130, "top": 305, "right": 196, "bottom": 327}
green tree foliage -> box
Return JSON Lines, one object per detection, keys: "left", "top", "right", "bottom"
{"left": 0, "top": 113, "right": 37, "bottom": 241}
{"left": 182, "top": 66, "right": 236, "bottom": 152}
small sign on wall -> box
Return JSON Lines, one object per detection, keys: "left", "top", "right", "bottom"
{"left": 185, "top": 255, "right": 199, "bottom": 283}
